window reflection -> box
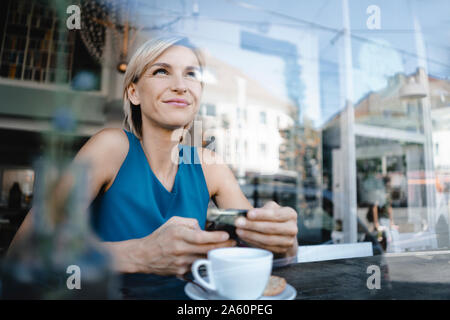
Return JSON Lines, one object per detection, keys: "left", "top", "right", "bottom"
{"left": 0, "top": 0, "right": 449, "bottom": 257}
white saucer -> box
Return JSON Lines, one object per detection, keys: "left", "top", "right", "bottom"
{"left": 184, "top": 282, "right": 297, "bottom": 300}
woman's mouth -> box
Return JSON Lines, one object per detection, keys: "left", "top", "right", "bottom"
{"left": 163, "top": 99, "right": 190, "bottom": 107}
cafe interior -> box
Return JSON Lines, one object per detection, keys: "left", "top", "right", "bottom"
{"left": 0, "top": 0, "right": 449, "bottom": 299}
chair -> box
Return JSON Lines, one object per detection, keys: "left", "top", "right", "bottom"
{"left": 297, "top": 242, "right": 373, "bottom": 263}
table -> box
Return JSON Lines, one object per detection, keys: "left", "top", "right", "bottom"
{"left": 273, "top": 251, "right": 450, "bottom": 299}
{"left": 118, "top": 251, "right": 450, "bottom": 300}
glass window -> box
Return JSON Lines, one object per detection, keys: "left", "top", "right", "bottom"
{"left": 2, "top": 0, "right": 449, "bottom": 300}
{"left": 5, "top": 1, "right": 450, "bottom": 252}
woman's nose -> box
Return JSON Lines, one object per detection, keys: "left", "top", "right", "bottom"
{"left": 171, "top": 74, "right": 187, "bottom": 93}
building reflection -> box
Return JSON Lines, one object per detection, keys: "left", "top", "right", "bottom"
{"left": 323, "top": 68, "right": 450, "bottom": 251}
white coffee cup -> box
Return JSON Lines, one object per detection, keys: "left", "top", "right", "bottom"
{"left": 191, "top": 247, "right": 273, "bottom": 299}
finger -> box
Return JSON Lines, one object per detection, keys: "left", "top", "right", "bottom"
{"left": 175, "top": 254, "right": 206, "bottom": 277}
{"left": 261, "top": 200, "right": 280, "bottom": 210}
{"left": 184, "top": 254, "right": 208, "bottom": 265}
{"left": 182, "top": 228, "right": 230, "bottom": 244}
{"left": 182, "top": 239, "right": 237, "bottom": 255}
{"left": 239, "top": 239, "right": 290, "bottom": 254}
{"left": 247, "top": 206, "right": 297, "bottom": 222}
{"left": 236, "top": 228, "right": 295, "bottom": 248}
{"left": 174, "top": 254, "right": 207, "bottom": 271}
{"left": 235, "top": 218, "right": 298, "bottom": 236}
{"left": 169, "top": 216, "right": 201, "bottom": 230}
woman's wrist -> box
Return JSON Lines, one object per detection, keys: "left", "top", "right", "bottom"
{"left": 103, "top": 238, "right": 144, "bottom": 273}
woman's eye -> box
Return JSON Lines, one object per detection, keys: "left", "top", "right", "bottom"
{"left": 187, "top": 71, "right": 200, "bottom": 80}
{"left": 152, "top": 68, "right": 168, "bottom": 76}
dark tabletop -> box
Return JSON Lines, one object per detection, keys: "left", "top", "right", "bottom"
{"left": 273, "top": 252, "right": 450, "bottom": 299}
{"left": 118, "top": 251, "right": 450, "bottom": 300}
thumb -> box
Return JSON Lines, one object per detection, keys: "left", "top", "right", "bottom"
{"left": 262, "top": 200, "right": 280, "bottom": 210}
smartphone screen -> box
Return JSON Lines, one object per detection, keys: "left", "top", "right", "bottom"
{"left": 205, "top": 208, "right": 248, "bottom": 240}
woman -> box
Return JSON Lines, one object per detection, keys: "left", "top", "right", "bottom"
{"left": 12, "top": 37, "right": 298, "bottom": 277}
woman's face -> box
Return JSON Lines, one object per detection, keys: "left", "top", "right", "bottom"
{"left": 129, "top": 45, "right": 202, "bottom": 131}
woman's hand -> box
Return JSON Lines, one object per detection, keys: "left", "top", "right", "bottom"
{"left": 118, "top": 216, "right": 236, "bottom": 276}
{"left": 234, "top": 201, "right": 298, "bottom": 257}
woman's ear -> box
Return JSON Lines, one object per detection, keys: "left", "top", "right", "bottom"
{"left": 127, "top": 83, "right": 140, "bottom": 106}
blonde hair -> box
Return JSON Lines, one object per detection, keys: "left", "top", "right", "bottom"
{"left": 122, "top": 36, "right": 204, "bottom": 140}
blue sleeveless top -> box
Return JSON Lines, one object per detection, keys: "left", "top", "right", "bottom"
{"left": 90, "top": 130, "right": 210, "bottom": 242}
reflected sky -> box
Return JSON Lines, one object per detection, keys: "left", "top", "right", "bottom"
{"left": 107, "top": 0, "right": 449, "bottom": 126}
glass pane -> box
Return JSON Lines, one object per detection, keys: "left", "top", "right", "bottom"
{"left": 1, "top": 0, "right": 449, "bottom": 299}
{"left": 348, "top": 0, "right": 450, "bottom": 252}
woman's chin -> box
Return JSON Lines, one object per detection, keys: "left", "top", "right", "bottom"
{"left": 144, "top": 113, "right": 195, "bottom": 132}
{"left": 160, "top": 120, "right": 192, "bottom": 131}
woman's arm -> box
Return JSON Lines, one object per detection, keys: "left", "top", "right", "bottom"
{"left": 103, "top": 216, "right": 235, "bottom": 275}
{"left": 199, "top": 148, "right": 253, "bottom": 210}
{"left": 8, "top": 128, "right": 128, "bottom": 257}
{"left": 199, "top": 148, "right": 298, "bottom": 258}
{"left": 9, "top": 130, "right": 234, "bottom": 275}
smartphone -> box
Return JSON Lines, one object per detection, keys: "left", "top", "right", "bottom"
{"left": 205, "top": 208, "right": 248, "bottom": 240}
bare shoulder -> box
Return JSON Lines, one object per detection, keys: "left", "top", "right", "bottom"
{"left": 75, "top": 128, "right": 129, "bottom": 194}
{"left": 91, "top": 127, "right": 128, "bottom": 146}
{"left": 197, "top": 147, "right": 228, "bottom": 175}
{"left": 76, "top": 128, "right": 128, "bottom": 161}
{"left": 197, "top": 147, "right": 225, "bottom": 166}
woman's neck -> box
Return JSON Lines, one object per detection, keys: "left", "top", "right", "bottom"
{"left": 139, "top": 122, "right": 183, "bottom": 185}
